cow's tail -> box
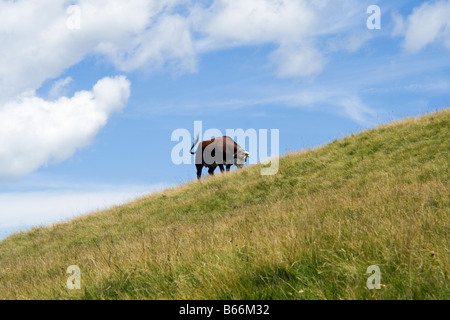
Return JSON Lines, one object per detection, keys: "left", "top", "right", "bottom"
{"left": 190, "top": 134, "right": 199, "bottom": 154}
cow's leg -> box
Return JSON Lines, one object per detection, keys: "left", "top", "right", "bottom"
{"left": 208, "top": 165, "right": 216, "bottom": 176}
{"left": 226, "top": 165, "right": 231, "bottom": 172}
{"left": 196, "top": 164, "right": 203, "bottom": 180}
{"left": 218, "top": 164, "right": 225, "bottom": 173}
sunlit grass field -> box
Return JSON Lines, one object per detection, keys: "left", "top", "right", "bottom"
{"left": 0, "top": 109, "right": 448, "bottom": 299}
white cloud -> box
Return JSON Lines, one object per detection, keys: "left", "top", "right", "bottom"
{"left": 0, "top": 1, "right": 200, "bottom": 181}
{"left": 48, "top": 77, "right": 73, "bottom": 100}
{"left": 97, "top": 13, "right": 196, "bottom": 73}
{"left": 0, "top": 76, "right": 130, "bottom": 180}
{"left": 0, "top": 0, "right": 380, "bottom": 181}
{"left": 336, "top": 96, "right": 376, "bottom": 125}
{"left": 0, "top": 0, "right": 180, "bottom": 101}
{"left": 391, "top": 11, "right": 405, "bottom": 37}
{"left": 0, "top": 0, "right": 201, "bottom": 103}
{"left": 192, "top": 0, "right": 323, "bottom": 77}
{"left": 0, "top": 0, "right": 372, "bottom": 96}
{"left": 271, "top": 44, "right": 326, "bottom": 77}
{"left": 192, "top": 0, "right": 368, "bottom": 77}
{"left": 282, "top": 91, "right": 376, "bottom": 125}
{"left": 0, "top": 182, "right": 170, "bottom": 239}
{"left": 192, "top": 0, "right": 316, "bottom": 47}
{"left": 327, "top": 31, "right": 373, "bottom": 53}
{"left": 195, "top": 89, "right": 377, "bottom": 125}
{"left": 403, "top": 0, "right": 450, "bottom": 53}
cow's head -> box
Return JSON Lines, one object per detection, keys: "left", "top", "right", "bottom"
{"left": 235, "top": 150, "right": 249, "bottom": 169}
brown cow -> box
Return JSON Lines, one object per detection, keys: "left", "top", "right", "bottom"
{"left": 190, "top": 136, "right": 249, "bottom": 180}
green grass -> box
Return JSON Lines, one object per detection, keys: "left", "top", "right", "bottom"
{"left": 0, "top": 109, "right": 449, "bottom": 299}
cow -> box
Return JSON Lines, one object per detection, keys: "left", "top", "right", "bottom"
{"left": 190, "top": 136, "right": 249, "bottom": 180}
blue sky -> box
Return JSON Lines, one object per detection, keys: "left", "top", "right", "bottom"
{"left": 0, "top": 0, "right": 449, "bottom": 239}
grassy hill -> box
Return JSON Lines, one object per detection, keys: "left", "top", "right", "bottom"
{"left": 0, "top": 109, "right": 448, "bottom": 299}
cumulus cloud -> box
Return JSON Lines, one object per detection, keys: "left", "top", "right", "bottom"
{"left": 0, "top": 0, "right": 378, "bottom": 181}
{"left": 0, "top": 0, "right": 371, "bottom": 94}
{"left": 192, "top": 0, "right": 316, "bottom": 47}
{"left": 0, "top": 0, "right": 184, "bottom": 180}
{"left": 0, "top": 76, "right": 130, "bottom": 180}
{"left": 191, "top": 0, "right": 320, "bottom": 77}
{"left": 402, "top": 0, "right": 450, "bottom": 53}
{"left": 192, "top": 0, "right": 368, "bottom": 77}
{"left": 0, "top": 0, "right": 190, "bottom": 102}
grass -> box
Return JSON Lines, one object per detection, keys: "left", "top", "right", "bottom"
{"left": 0, "top": 109, "right": 449, "bottom": 299}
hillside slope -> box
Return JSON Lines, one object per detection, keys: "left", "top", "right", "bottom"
{"left": 0, "top": 109, "right": 449, "bottom": 299}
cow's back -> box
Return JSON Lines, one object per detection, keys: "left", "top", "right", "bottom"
{"left": 195, "top": 136, "right": 240, "bottom": 165}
